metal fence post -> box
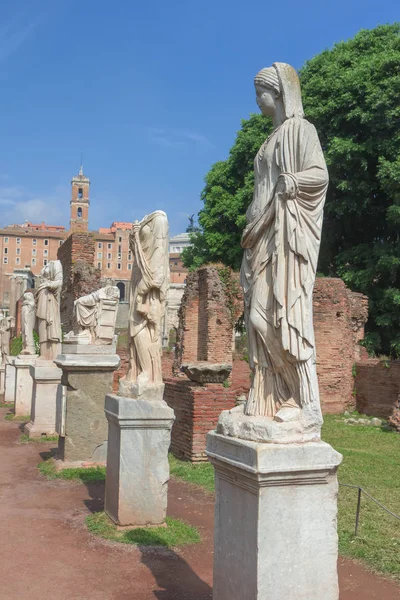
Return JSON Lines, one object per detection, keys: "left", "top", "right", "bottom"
{"left": 355, "top": 487, "right": 362, "bottom": 536}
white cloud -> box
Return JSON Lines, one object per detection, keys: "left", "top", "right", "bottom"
{"left": 0, "top": 184, "right": 69, "bottom": 228}
{"left": 0, "top": 13, "right": 39, "bottom": 62}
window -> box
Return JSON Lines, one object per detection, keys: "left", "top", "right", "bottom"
{"left": 32, "top": 249, "right": 37, "bottom": 256}
{"left": 16, "top": 237, "right": 21, "bottom": 244}
{"left": 44, "top": 239, "right": 49, "bottom": 246}
{"left": 43, "top": 259, "right": 48, "bottom": 266}
{"left": 3, "top": 257, "right": 8, "bottom": 264}
{"left": 16, "top": 248, "right": 21, "bottom": 255}
{"left": 118, "top": 245, "right": 122, "bottom": 253}
{"left": 77, "top": 207, "right": 82, "bottom": 218}
{"left": 107, "top": 243, "right": 112, "bottom": 250}
{"left": 98, "top": 242, "right": 102, "bottom": 249}
{"left": 4, "top": 237, "right": 8, "bottom": 244}
{"left": 16, "top": 257, "right": 20, "bottom": 265}
{"left": 128, "top": 252, "right": 132, "bottom": 261}
{"left": 78, "top": 188, "right": 83, "bottom": 198}
{"left": 174, "top": 261, "right": 178, "bottom": 266}
{"left": 59, "top": 240, "right": 63, "bottom": 246}
{"left": 32, "top": 258, "right": 36, "bottom": 266}
{"left": 117, "top": 263, "right": 121, "bottom": 270}
{"left": 97, "top": 262, "right": 101, "bottom": 269}
{"left": 107, "top": 262, "right": 111, "bottom": 269}
{"left": 118, "top": 237, "right": 122, "bottom": 243}
{"left": 44, "top": 249, "right": 48, "bottom": 257}
{"left": 32, "top": 239, "right": 37, "bottom": 246}
{"left": 117, "top": 253, "right": 122, "bottom": 260}
{"left": 128, "top": 263, "right": 132, "bottom": 270}
{"left": 97, "top": 252, "right": 102, "bottom": 259}
{"left": 107, "top": 253, "right": 112, "bottom": 260}
{"left": 4, "top": 248, "right": 8, "bottom": 255}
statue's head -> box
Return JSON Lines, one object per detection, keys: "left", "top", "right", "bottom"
{"left": 23, "top": 291, "right": 35, "bottom": 303}
{"left": 254, "top": 63, "right": 304, "bottom": 121}
{"left": 105, "top": 286, "right": 120, "bottom": 301}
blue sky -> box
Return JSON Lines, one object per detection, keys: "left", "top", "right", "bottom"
{"left": 0, "top": 0, "right": 397, "bottom": 236}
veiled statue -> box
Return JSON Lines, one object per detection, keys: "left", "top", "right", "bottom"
{"left": 35, "top": 260, "right": 63, "bottom": 360}
{"left": 21, "top": 292, "right": 36, "bottom": 355}
{"left": 119, "top": 211, "right": 169, "bottom": 398}
{"left": 64, "top": 285, "right": 120, "bottom": 345}
{"left": 0, "top": 310, "right": 12, "bottom": 365}
{"left": 219, "top": 63, "right": 328, "bottom": 442}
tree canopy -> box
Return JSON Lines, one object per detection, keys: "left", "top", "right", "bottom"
{"left": 182, "top": 24, "right": 400, "bottom": 356}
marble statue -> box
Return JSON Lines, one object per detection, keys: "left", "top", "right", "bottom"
{"left": 119, "top": 211, "right": 169, "bottom": 398}
{"left": 64, "top": 285, "right": 120, "bottom": 345}
{"left": 219, "top": 63, "right": 329, "bottom": 443}
{"left": 0, "top": 310, "right": 12, "bottom": 365}
{"left": 21, "top": 292, "right": 36, "bottom": 355}
{"left": 35, "top": 260, "right": 63, "bottom": 360}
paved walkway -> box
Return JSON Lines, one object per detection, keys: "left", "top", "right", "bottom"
{"left": 0, "top": 405, "right": 399, "bottom": 599}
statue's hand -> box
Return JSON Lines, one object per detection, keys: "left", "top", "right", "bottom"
{"left": 275, "top": 174, "right": 297, "bottom": 200}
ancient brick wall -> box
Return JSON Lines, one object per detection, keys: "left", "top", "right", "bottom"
{"left": 174, "top": 265, "right": 243, "bottom": 370}
{"left": 356, "top": 360, "right": 400, "bottom": 418}
{"left": 58, "top": 233, "right": 101, "bottom": 333}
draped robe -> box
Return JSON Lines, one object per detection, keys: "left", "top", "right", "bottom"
{"left": 126, "top": 211, "right": 169, "bottom": 385}
{"left": 241, "top": 116, "right": 328, "bottom": 417}
{"left": 35, "top": 260, "right": 63, "bottom": 359}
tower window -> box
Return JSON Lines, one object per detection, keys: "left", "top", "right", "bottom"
{"left": 77, "top": 207, "right": 82, "bottom": 218}
{"left": 78, "top": 188, "right": 83, "bottom": 198}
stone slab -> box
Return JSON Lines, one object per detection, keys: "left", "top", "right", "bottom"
{"left": 104, "top": 394, "right": 175, "bottom": 526}
{"left": 117, "top": 378, "right": 165, "bottom": 401}
{"left": 207, "top": 431, "right": 342, "bottom": 600}
{"left": 4, "top": 358, "right": 16, "bottom": 404}
{"left": 0, "top": 365, "right": 5, "bottom": 396}
{"left": 24, "top": 363, "right": 62, "bottom": 438}
{"left": 61, "top": 342, "right": 117, "bottom": 355}
{"left": 14, "top": 355, "right": 37, "bottom": 416}
{"left": 54, "top": 357, "right": 118, "bottom": 463}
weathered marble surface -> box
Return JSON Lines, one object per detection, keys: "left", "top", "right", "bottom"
{"left": 55, "top": 354, "right": 119, "bottom": 465}
{"left": 21, "top": 292, "right": 36, "bottom": 355}
{"left": 207, "top": 431, "right": 342, "bottom": 600}
{"left": 4, "top": 358, "right": 16, "bottom": 404}
{"left": 36, "top": 260, "right": 63, "bottom": 360}
{"left": 104, "top": 394, "right": 174, "bottom": 526}
{"left": 238, "top": 62, "right": 328, "bottom": 442}
{"left": 182, "top": 362, "right": 232, "bottom": 384}
{"left": 24, "top": 362, "right": 62, "bottom": 437}
{"left": 14, "top": 355, "right": 37, "bottom": 416}
{"left": 0, "top": 311, "right": 12, "bottom": 365}
{"left": 119, "top": 211, "right": 169, "bottom": 400}
{"left": 64, "top": 285, "right": 120, "bottom": 345}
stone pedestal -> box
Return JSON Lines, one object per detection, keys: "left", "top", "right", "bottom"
{"left": 0, "top": 365, "right": 5, "bottom": 401}
{"left": 24, "top": 361, "right": 62, "bottom": 438}
{"left": 14, "top": 355, "right": 37, "bottom": 416}
{"left": 4, "top": 358, "right": 16, "bottom": 404}
{"left": 206, "top": 432, "right": 342, "bottom": 600}
{"left": 54, "top": 348, "right": 120, "bottom": 467}
{"left": 104, "top": 394, "right": 175, "bottom": 526}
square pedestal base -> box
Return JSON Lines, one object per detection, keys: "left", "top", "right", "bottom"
{"left": 4, "top": 358, "right": 16, "bottom": 404}
{"left": 14, "top": 356, "right": 37, "bottom": 416}
{"left": 104, "top": 394, "right": 175, "bottom": 527}
{"left": 0, "top": 365, "right": 5, "bottom": 400}
{"left": 24, "top": 362, "right": 62, "bottom": 438}
{"left": 206, "top": 432, "right": 343, "bottom": 600}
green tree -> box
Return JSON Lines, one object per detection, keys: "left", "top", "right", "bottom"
{"left": 183, "top": 24, "right": 400, "bottom": 356}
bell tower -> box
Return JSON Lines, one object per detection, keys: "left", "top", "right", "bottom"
{"left": 70, "top": 165, "right": 90, "bottom": 233}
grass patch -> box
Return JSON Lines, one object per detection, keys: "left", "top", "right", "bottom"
{"left": 38, "top": 459, "right": 106, "bottom": 483}
{"left": 5, "top": 413, "right": 30, "bottom": 422}
{"left": 169, "top": 416, "right": 400, "bottom": 580}
{"left": 20, "top": 434, "right": 59, "bottom": 444}
{"left": 0, "top": 402, "right": 15, "bottom": 409}
{"left": 86, "top": 512, "right": 200, "bottom": 547}
{"left": 169, "top": 453, "right": 214, "bottom": 492}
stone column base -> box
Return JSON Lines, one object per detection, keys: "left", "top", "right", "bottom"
{"left": 24, "top": 361, "right": 62, "bottom": 438}
{"left": 0, "top": 365, "right": 5, "bottom": 400}
{"left": 14, "top": 355, "right": 37, "bottom": 416}
{"left": 104, "top": 394, "right": 175, "bottom": 527}
{"left": 4, "top": 358, "right": 16, "bottom": 404}
{"left": 206, "top": 431, "right": 343, "bottom": 600}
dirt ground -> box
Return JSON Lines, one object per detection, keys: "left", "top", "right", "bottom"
{"left": 0, "top": 406, "right": 399, "bottom": 600}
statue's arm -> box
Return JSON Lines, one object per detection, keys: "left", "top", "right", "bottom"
{"left": 241, "top": 203, "right": 275, "bottom": 249}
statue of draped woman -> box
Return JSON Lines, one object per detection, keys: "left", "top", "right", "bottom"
{"left": 0, "top": 310, "right": 11, "bottom": 365}
{"left": 21, "top": 292, "right": 36, "bottom": 355}
{"left": 35, "top": 260, "right": 63, "bottom": 360}
{"left": 240, "top": 63, "right": 328, "bottom": 432}
{"left": 120, "top": 211, "right": 169, "bottom": 397}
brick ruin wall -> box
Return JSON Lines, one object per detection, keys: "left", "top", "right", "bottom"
{"left": 58, "top": 233, "right": 101, "bottom": 333}
{"left": 356, "top": 360, "right": 400, "bottom": 418}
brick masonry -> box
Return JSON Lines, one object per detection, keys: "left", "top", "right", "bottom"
{"left": 356, "top": 360, "right": 400, "bottom": 418}
{"left": 58, "top": 233, "right": 101, "bottom": 333}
